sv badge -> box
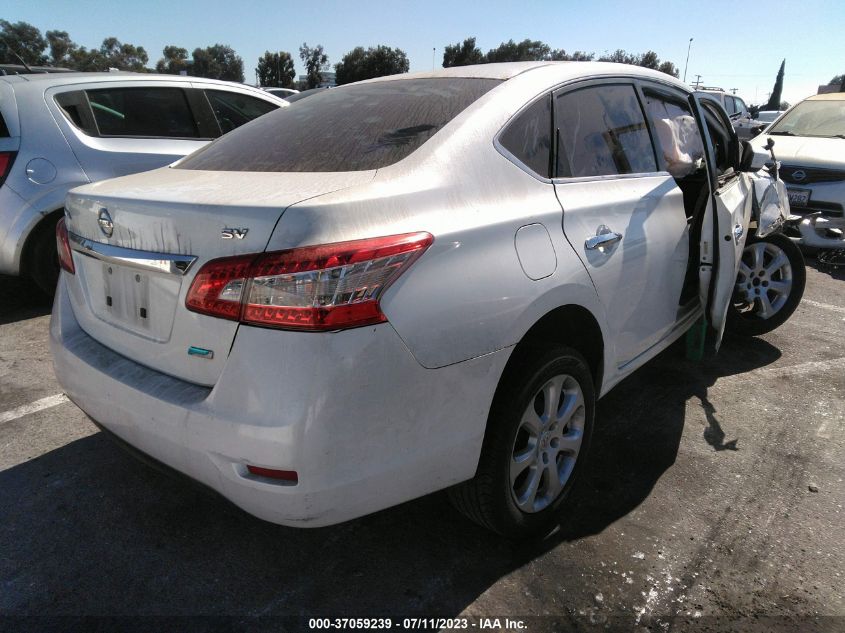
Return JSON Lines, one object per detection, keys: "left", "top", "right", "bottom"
{"left": 221, "top": 228, "right": 249, "bottom": 240}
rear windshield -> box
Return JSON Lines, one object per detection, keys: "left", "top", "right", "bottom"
{"left": 176, "top": 78, "right": 501, "bottom": 172}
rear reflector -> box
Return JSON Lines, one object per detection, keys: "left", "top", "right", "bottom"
{"left": 246, "top": 465, "right": 298, "bottom": 483}
{"left": 56, "top": 217, "right": 75, "bottom": 274}
{"left": 186, "top": 232, "right": 433, "bottom": 331}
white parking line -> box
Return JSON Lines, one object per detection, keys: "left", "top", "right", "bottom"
{"left": 802, "top": 299, "right": 845, "bottom": 315}
{"left": 0, "top": 393, "right": 69, "bottom": 424}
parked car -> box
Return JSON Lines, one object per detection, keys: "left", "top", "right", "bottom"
{"left": 749, "top": 110, "right": 787, "bottom": 139}
{"left": 695, "top": 88, "right": 756, "bottom": 139}
{"left": 752, "top": 93, "right": 845, "bottom": 249}
{"left": 51, "top": 62, "right": 797, "bottom": 537}
{"left": 262, "top": 87, "right": 299, "bottom": 99}
{"left": 0, "top": 72, "right": 286, "bottom": 293}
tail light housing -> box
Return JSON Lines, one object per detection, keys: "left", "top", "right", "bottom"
{"left": 0, "top": 151, "right": 15, "bottom": 187}
{"left": 56, "top": 217, "right": 75, "bottom": 274}
{"left": 186, "top": 232, "right": 433, "bottom": 331}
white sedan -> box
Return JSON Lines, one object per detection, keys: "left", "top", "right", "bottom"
{"left": 51, "top": 62, "right": 795, "bottom": 537}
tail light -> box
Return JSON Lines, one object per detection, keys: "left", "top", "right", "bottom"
{"left": 56, "top": 217, "right": 75, "bottom": 274}
{"left": 186, "top": 232, "right": 433, "bottom": 331}
{"left": 0, "top": 151, "right": 16, "bottom": 187}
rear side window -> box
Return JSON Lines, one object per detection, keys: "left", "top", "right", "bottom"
{"left": 554, "top": 84, "right": 657, "bottom": 178}
{"left": 177, "top": 78, "right": 501, "bottom": 173}
{"left": 0, "top": 111, "right": 8, "bottom": 137}
{"left": 86, "top": 87, "right": 199, "bottom": 138}
{"left": 205, "top": 90, "right": 278, "bottom": 134}
{"left": 499, "top": 95, "right": 552, "bottom": 178}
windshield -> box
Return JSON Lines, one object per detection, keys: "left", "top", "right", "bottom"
{"left": 177, "top": 78, "right": 501, "bottom": 172}
{"left": 767, "top": 100, "right": 845, "bottom": 137}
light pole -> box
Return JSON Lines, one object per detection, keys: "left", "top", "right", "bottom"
{"left": 683, "top": 37, "right": 693, "bottom": 83}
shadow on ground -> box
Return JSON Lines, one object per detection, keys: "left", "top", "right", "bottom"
{"left": 0, "top": 275, "right": 52, "bottom": 325}
{"left": 0, "top": 335, "right": 781, "bottom": 620}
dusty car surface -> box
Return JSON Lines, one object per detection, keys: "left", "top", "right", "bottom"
{"left": 0, "top": 72, "right": 285, "bottom": 293}
{"left": 752, "top": 93, "right": 845, "bottom": 250}
{"left": 51, "top": 62, "right": 795, "bottom": 537}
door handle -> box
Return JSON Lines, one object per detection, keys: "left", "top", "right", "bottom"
{"left": 585, "top": 225, "right": 623, "bottom": 250}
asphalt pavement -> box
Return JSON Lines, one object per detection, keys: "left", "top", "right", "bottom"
{"left": 0, "top": 259, "right": 843, "bottom": 632}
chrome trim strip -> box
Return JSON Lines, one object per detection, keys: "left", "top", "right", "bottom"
{"left": 68, "top": 232, "right": 197, "bottom": 276}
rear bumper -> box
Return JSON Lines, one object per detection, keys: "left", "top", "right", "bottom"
{"left": 50, "top": 275, "right": 510, "bottom": 527}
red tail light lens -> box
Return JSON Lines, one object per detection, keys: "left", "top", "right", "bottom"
{"left": 0, "top": 151, "right": 15, "bottom": 186}
{"left": 56, "top": 217, "right": 75, "bottom": 274}
{"left": 186, "top": 232, "right": 433, "bottom": 331}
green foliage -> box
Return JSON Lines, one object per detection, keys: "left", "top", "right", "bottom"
{"left": 597, "top": 49, "right": 678, "bottom": 76}
{"left": 335, "top": 45, "right": 409, "bottom": 85}
{"left": 485, "top": 39, "right": 550, "bottom": 62}
{"left": 299, "top": 43, "right": 329, "bottom": 89}
{"left": 549, "top": 49, "right": 594, "bottom": 61}
{"left": 657, "top": 61, "right": 679, "bottom": 78}
{"left": 765, "top": 60, "right": 785, "bottom": 111}
{"left": 155, "top": 46, "right": 189, "bottom": 74}
{"left": 256, "top": 51, "right": 296, "bottom": 87}
{"left": 100, "top": 37, "right": 148, "bottom": 71}
{"left": 191, "top": 44, "right": 244, "bottom": 82}
{"left": 46, "top": 30, "right": 75, "bottom": 66}
{"left": 442, "top": 37, "right": 484, "bottom": 67}
{"left": 0, "top": 20, "right": 48, "bottom": 65}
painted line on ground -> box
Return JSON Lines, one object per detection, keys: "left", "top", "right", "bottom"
{"left": 0, "top": 393, "right": 69, "bottom": 424}
{"left": 801, "top": 299, "right": 845, "bottom": 315}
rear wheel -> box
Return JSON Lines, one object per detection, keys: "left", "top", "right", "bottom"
{"left": 727, "top": 233, "right": 805, "bottom": 336}
{"left": 449, "top": 345, "right": 594, "bottom": 538}
{"left": 27, "top": 214, "right": 61, "bottom": 296}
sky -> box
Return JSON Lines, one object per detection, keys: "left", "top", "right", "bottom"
{"left": 7, "top": 0, "right": 845, "bottom": 105}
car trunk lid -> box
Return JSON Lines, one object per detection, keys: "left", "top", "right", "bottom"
{"left": 63, "top": 167, "right": 374, "bottom": 386}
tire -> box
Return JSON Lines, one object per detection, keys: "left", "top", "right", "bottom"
{"left": 727, "top": 232, "right": 806, "bottom": 336}
{"left": 27, "top": 215, "right": 61, "bottom": 296}
{"left": 449, "top": 345, "right": 595, "bottom": 538}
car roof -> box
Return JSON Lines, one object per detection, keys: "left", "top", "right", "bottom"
{"left": 0, "top": 71, "right": 269, "bottom": 92}
{"left": 805, "top": 92, "right": 845, "bottom": 101}
{"left": 355, "top": 61, "right": 690, "bottom": 90}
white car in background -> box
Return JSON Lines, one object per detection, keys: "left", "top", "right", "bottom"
{"left": 752, "top": 93, "right": 845, "bottom": 249}
{"left": 51, "top": 62, "right": 797, "bottom": 537}
{"left": 0, "top": 72, "right": 285, "bottom": 292}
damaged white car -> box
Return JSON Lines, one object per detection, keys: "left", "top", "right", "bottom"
{"left": 51, "top": 63, "right": 802, "bottom": 537}
{"left": 752, "top": 93, "right": 845, "bottom": 256}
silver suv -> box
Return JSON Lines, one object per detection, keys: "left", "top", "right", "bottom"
{"left": 0, "top": 72, "right": 285, "bottom": 292}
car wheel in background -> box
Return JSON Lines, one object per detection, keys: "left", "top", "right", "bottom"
{"left": 27, "top": 214, "right": 61, "bottom": 296}
{"left": 449, "top": 345, "right": 594, "bottom": 538}
{"left": 727, "top": 233, "right": 806, "bottom": 336}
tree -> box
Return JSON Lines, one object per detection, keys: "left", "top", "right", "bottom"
{"left": 442, "top": 37, "right": 484, "bottom": 67}
{"left": 191, "top": 44, "right": 244, "bottom": 82}
{"left": 829, "top": 74, "right": 845, "bottom": 92}
{"left": 598, "top": 49, "right": 638, "bottom": 65}
{"left": 548, "top": 49, "right": 594, "bottom": 61}
{"left": 485, "top": 39, "right": 550, "bottom": 62}
{"left": 657, "top": 60, "right": 679, "bottom": 78}
{"left": 256, "top": 50, "right": 296, "bottom": 87}
{"left": 46, "top": 30, "right": 76, "bottom": 66}
{"left": 0, "top": 20, "right": 47, "bottom": 65}
{"left": 335, "top": 45, "right": 409, "bottom": 85}
{"left": 765, "top": 59, "right": 785, "bottom": 111}
{"left": 67, "top": 47, "right": 107, "bottom": 71}
{"left": 156, "top": 45, "right": 189, "bottom": 74}
{"left": 100, "top": 37, "right": 148, "bottom": 71}
{"left": 299, "top": 43, "right": 329, "bottom": 88}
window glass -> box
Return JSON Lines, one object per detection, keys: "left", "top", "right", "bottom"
{"left": 554, "top": 84, "right": 656, "bottom": 178}
{"left": 55, "top": 91, "right": 98, "bottom": 136}
{"left": 768, "top": 99, "right": 845, "bottom": 137}
{"left": 499, "top": 95, "right": 551, "bottom": 177}
{"left": 642, "top": 89, "right": 704, "bottom": 179}
{"left": 699, "top": 100, "right": 735, "bottom": 174}
{"left": 205, "top": 90, "right": 278, "bottom": 134}
{"left": 177, "top": 78, "right": 501, "bottom": 173}
{"left": 86, "top": 87, "right": 198, "bottom": 138}
{"left": 735, "top": 97, "right": 747, "bottom": 114}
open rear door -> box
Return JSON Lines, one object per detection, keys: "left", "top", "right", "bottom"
{"left": 692, "top": 96, "right": 754, "bottom": 350}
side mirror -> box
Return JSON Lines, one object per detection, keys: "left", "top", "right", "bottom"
{"left": 750, "top": 125, "right": 764, "bottom": 138}
{"left": 739, "top": 140, "right": 769, "bottom": 172}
